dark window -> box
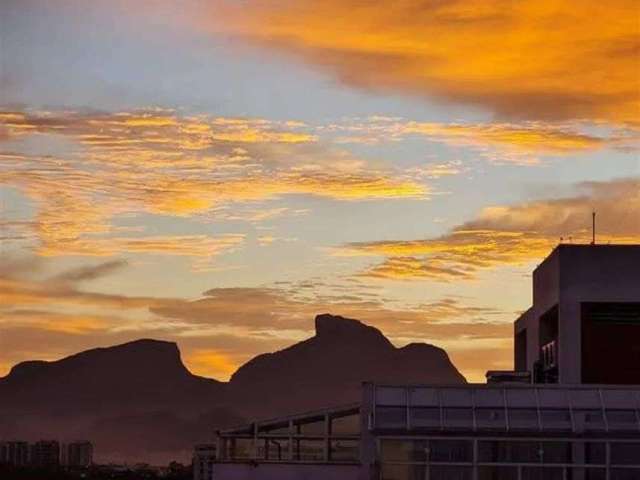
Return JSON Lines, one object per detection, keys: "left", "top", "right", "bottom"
{"left": 429, "top": 440, "right": 473, "bottom": 462}
{"left": 582, "top": 302, "right": 640, "bottom": 384}
{"left": 610, "top": 442, "right": 640, "bottom": 465}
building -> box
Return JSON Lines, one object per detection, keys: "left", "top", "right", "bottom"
{"left": 63, "top": 441, "right": 93, "bottom": 467}
{"left": 30, "top": 440, "right": 60, "bottom": 468}
{"left": 0, "top": 441, "right": 30, "bottom": 466}
{"left": 211, "top": 245, "right": 640, "bottom": 480}
{"left": 514, "top": 245, "right": 640, "bottom": 385}
{"left": 193, "top": 444, "right": 216, "bottom": 480}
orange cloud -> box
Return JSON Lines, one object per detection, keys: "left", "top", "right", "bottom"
{"left": 328, "top": 118, "right": 616, "bottom": 164}
{"left": 1, "top": 109, "right": 426, "bottom": 260}
{"left": 211, "top": 0, "right": 640, "bottom": 124}
{"left": 343, "top": 178, "right": 640, "bottom": 280}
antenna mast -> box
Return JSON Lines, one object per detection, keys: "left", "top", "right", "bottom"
{"left": 591, "top": 211, "right": 596, "bottom": 245}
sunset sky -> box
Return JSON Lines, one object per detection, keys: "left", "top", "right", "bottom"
{"left": 1, "top": 0, "right": 639, "bottom": 382}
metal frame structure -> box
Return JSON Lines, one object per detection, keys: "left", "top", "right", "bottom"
{"left": 371, "top": 384, "right": 640, "bottom": 434}
{"left": 371, "top": 384, "right": 640, "bottom": 480}
{"left": 217, "top": 403, "right": 361, "bottom": 465}
{"left": 377, "top": 436, "right": 640, "bottom": 480}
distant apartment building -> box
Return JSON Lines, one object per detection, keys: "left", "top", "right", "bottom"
{"left": 0, "top": 441, "right": 29, "bottom": 467}
{"left": 211, "top": 244, "right": 640, "bottom": 480}
{"left": 193, "top": 444, "right": 216, "bottom": 480}
{"left": 30, "top": 440, "right": 60, "bottom": 468}
{"left": 62, "top": 441, "right": 94, "bottom": 467}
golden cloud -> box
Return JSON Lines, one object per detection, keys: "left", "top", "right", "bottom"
{"left": 328, "top": 118, "right": 618, "bottom": 164}
{"left": 211, "top": 0, "right": 640, "bottom": 124}
{"left": 1, "top": 109, "right": 426, "bottom": 260}
{"left": 343, "top": 178, "right": 640, "bottom": 280}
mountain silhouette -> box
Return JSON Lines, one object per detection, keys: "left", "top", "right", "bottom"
{"left": 230, "top": 313, "right": 464, "bottom": 416}
{"left": 0, "top": 314, "right": 464, "bottom": 463}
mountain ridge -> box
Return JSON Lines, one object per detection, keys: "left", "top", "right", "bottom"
{"left": 0, "top": 313, "right": 465, "bottom": 463}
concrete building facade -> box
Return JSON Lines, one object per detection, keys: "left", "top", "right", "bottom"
{"left": 0, "top": 441, "right": 30, "bottom": 467}
{"left": 514, "top": 245, "right": 640, "bottom": 385}
{"left": 193, "top": 444, "right": 216, "bottom": 480}
{"left": 30, "top": 440, "right": 60, "bottom": 468}
{"left": 63, "top": 441, "right": 93, "bottom": 467}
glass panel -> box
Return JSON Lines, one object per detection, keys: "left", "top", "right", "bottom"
{"left": 260, "top": 422, "right": 290, "bottom": 435}
{"left": 507, "top": 408, "right": 539, "bottom": 430}
{"left": 567, "top": 467, "right": 607, "bottom": 480}
{"left": 606, "top": 409, "right": 639, "bottom": 431}
{"left": 479, "top": 440, "right": 541, "bottom": 463}
{"left": 610, "top": 442, "right": 640, "bottom": 465}
{"left": 376, "top": 407, "right": 407, "bottom": 428}
{"left": 380, "top": 439, "right": 428, "bottom": 463}
{"left": 585, "top": 442, "right": 606, "bottom": 464}
{"left": 330, "top": 439, "right": 358, "bottom": 462}
{"left": 574, "top": 409, "right": 607, "bottom": 431}
{"left": 410, "top": 387, "right": 439, "bottom": 406}
{"left": 540, "top": 408, "right": 572, "bottom": 430}
{"left": 429, "top": 440, "right": 473, "bottom": 462}
{"left": 602, "top": 390, "right": 637, "bottom": 409}
{"left": 611, "top": 469, "right": 640, "bottom": 480}
{"left": 381, "top": 464, "right": 425, "bottom": 480}
{"left": 264, "top": 438, "right": 289, "bottom": 461}
{"left": 570, "top": 468, "right": 606, "bottom": 480}
{"left": 297, "top": 417, "right": 326, "bottom": 435}
{"left": 538, "top": 389, "right": 567, "bottom": 408}
{"left": 475, "top": 408, "right": 507, "bottom": 430}
{"left": 540, "top": 441, "right": 572, "bottom": 463}
{"left": 570, "top": 389, "right": 602, "bottom": 409}
{"left": 521, "top": 467, "right": 564, "bottom": 480}
{"left": 443, "top": 407, "right": 473, "bottom": 429}
{"left": 410, "top": 407, "right": 440, "bottom": 428}
{"left": 475, "top": 389, "right": 505, "bottom": 408}
{"left": 430, "top": 466, "right": 472, "bottom": 480}
{"left": 478, "top": 466, "right": 518, "bottom": 480}
{"left": 295, "top": 439, "right": 323, "bottom": 461}
{"left": 377, "top": 387, "right": 407, "bottom": 406}
{"left": 229, "top": 438, "right": 254, "bottom": 460}
{"left": 331, "top": 413, "right": 360, "bottom": 435}
{"left": 440, "top": 389, "right": 473, "bottom": 407}
{"left": 506, "top": 388, "right": 536, "bottom": 407}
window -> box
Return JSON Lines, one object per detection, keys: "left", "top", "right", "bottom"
{"left": 380, "top": 439, "right": 428, "bottom": 463}
{"left": 429, "top": 440, "right": 472, "bottom": 462}
{"left": 410, "top": 407, "right": 440, "bottom": 428}
{"left": 331, "top": 413, "right": 360, "bottom": 435}
{"left": 376, "top": 407, "right": 407, "bottom": 429}
{"left": 610, "top": 442, "right": 640, "bottom": 465}
{"left": 294, "top": 439, "right": 323, "bottom": 461}
{"left": 330, "top": 439, "right": 358, "bottom": 462}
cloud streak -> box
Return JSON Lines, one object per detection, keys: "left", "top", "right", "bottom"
{"left": 1, "top": 109, "right": 427, "bottom": 260}
{"left": 211, "top": 0, "right": 640, "bottom": 124}
{"left": 0, "top": 258, "right": 512, "bottom": 381}
{"left": 342, "top": 178, "right": 640, "bottom": 280}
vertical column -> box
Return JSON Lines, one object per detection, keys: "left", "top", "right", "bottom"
{"left": 253, "top": 423, "right": 258, "bottom": 460}
{"left": 359, "top": 382, "right": 377, "bottom": 480}
{"left": 605, "top": 442, "right": 611, "bottom": 480}
{"left": 288, "top": 419, "right": 294, "bottom": 461}
{"left": 472, "top": 438, "right": 478, "bottom": 480}
{"left": 324, "top": 413, "right": 330, "bottom": 462}
{"left": 572, "top": 441, "right": 586, "bottom": 480}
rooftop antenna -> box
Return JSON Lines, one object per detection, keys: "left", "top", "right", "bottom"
{"left": 591, "top": 211, "right": 596, "bottom": 245}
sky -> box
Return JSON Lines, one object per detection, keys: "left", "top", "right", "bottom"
{"left": 1, "top": 0, "right": 639, "bottom": 382}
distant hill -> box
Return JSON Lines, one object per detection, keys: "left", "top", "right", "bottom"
{"left": 0, "top": 313, "right": 465, "bottom": 463}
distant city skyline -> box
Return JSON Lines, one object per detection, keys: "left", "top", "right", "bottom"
{"left": 1, "top": 0, "right": 639, "bottom": 382}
